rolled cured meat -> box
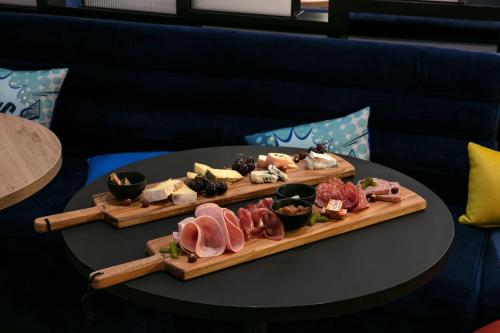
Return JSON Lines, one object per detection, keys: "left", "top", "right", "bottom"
{"left": 178, "top": 215, "right": 225, "bottom": 258}
{"left": 195, "top": 203, "right": 245, "bottom": 252}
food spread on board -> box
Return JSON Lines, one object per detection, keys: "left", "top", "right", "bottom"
{"left": 79, "top": 149, "right": 430, "bottom": 285}
{"left": 158, "top": 174, "right": 404, "bottom": 263}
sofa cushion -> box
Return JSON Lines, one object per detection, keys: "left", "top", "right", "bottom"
{"left": 477, "top": 231, "right": 500, "bottom": 326}
{"left": 0, "top": 67, "right": 68, "bottom": 128}
{"left": 459, "top": 143, "right": 500, "bottom": 227}
{"left": 86, "top": 151, "right": 171, "bottom": 184}
{"left": 245, "top": 106, "right": 370, "bottom": 160}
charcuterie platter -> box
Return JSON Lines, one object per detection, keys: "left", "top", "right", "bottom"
{"left": 34, "top": 149, "right": 355, "bottom": 233}
{"left": 89, "top": 184, "right": 426, "bottom": 288}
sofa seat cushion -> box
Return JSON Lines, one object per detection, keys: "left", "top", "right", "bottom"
{"left": 86, "top": 151, "right": 171, "bottom": 184}
{"left": 289, "top": 204, "right": 489, "bottom": 333}
{"left": 477, "top": 230, "right": 500, "bottom": 326}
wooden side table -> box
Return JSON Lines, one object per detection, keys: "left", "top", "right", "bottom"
{"left": 0, "top": 114, "right": 62, "bottom": 210}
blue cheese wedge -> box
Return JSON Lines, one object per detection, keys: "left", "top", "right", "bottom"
{"left": 251, "top": 171, "right": 278, "bottom": 184}
{"left": 143, "top": 179, "right": 183, "bottom": 203}
{"left": 305, "top": 151, "right": 338, "bottom": 170}
{"left": 267, "top": 165, "right": 289, "bottom": 181}
{"left": 172, "top": 184, "right": 197, "bottom": 205}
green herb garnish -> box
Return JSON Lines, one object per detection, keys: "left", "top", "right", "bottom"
{"left": 360, "top": 177, "right": 376, "bottom": 190}
{"left": 159, "top": 247, "right": 171, "bottom": 254}
{"left": 308, "top": 212, "right": 329, "bottom": 226}
{"left": 170, "top": 241, "right": 179, "bottom": 259}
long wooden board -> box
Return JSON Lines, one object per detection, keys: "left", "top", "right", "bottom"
{"left": 34, "top": 154, "right": 354, "bottom": 233}
{"left": 146, "top": 187, "right": 426, "bottom": 280}
{"left": 89, "top": 186, "right": 426, "bottom": 288}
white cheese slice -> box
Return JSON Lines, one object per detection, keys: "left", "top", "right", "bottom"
{"left": 251, "top": 171, "right": 278, "bottom": 184}
{"left": 172, "top": 184, "right": 198, "bottom": 205}
{"left": 305, "top": 151, "right": 337, "bottom": 170}
{"left": 143, "top": 179, "right": 183, "bottom": 203}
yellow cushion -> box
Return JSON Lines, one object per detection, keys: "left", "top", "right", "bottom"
{"left": 459, "top": 142, "right": 500, "bottom": 227}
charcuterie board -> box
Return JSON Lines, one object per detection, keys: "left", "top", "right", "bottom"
{"left": 34, "top": 154, "right": 355, "bottom": 233}
{"left": 89, "top": 186, "right": 426, "bottom": 288}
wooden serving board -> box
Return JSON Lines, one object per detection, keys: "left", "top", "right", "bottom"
{"left": 34, "top": 154, "right": 354, "bottom": 233}
{"left": 89, "top": 186, "right": 426, "bottom": 288}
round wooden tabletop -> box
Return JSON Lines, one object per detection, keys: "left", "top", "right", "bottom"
{"left": 0, "top": 114, "right": 62, "bottom": 210}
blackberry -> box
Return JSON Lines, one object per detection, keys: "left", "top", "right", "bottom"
{"left": 215, "top": 181, "right": 228, "bottom": 194}
{"left": 205, "top": 182, "right": 218, "bottom": 197}
{"left": 188, "top": 179, "right": 205, "bottom": 193}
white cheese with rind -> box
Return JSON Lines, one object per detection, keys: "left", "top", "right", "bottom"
{"left": 305, "top": 151, "right": 337, "bottom": 170}
{"left": 172, "top": 184, "right": 198, "bottom": 205}
{"left": 143, "top": 179, "right": 183, "bottom": 203}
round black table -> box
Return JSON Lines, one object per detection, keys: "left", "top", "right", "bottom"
{"left": 63, "top": 146, "right": 454, "bottom": 331}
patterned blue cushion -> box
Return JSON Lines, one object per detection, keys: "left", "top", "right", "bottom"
{"left": 245, "top": 107, "right": 370, "bottom": 160}
{"left": 0, "top": 67, "right": 68, "bottom": 128}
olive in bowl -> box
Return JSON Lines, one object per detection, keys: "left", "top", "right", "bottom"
{"left": 271, "top": 198, "right": 313, "bottom": 231}
{"left": 107, "top": 171, "right": 146, "bottom": 201}
{"left": 276, "top": 183, "right": 316, "bottom": 204}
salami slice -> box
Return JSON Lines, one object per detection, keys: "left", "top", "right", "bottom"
{"left": 341, "top": 182, "right": 359, "bottom": 211}
{"left": 352, "top": 185, "right": 370, "bottom": 212}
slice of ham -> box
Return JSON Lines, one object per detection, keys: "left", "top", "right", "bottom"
{"left": 178, "top": 216, "right": 225, "bottom": 258}
{"left": 195, "top": 203, "right": 245, "bottom": 252}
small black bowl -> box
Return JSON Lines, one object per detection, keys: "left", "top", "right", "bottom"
{"left": 271, "top": 198, "right": 313, "bottom": 232}
{"left": 107, "top": 171, "right": 146, "bottom": 201}
{"left": 276, "top": 183, "right": 316, "bottom": 204}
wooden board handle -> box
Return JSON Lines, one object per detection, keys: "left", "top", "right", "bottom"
{"left": 89, "top": 254, "right": 165, "bottom": 289}
{"left": 34, "top": 206, "right": 104, "bottom": 233}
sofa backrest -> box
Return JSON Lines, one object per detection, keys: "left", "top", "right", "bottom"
{"left": 1, "top": 12, "right": 499, "bottom": 203}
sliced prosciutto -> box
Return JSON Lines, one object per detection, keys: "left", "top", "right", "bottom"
{"left": 246, "top": 198, "right": 274, "bottom": 211}
{"left": 262, "top": 211, "right": 285, "bottom": 240}
{"left": 195, "top": 203, "right": 245, "bottom": 252}
{"left": 237, "top": 207, "right": 254, "bottom": 238}
{"left": 178, "top": 216, "right": 225, "bottom": 258}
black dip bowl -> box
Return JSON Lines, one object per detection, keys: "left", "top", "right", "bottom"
{"left": 107, "top": 171, "right": 146, "bottom": 201}
{"left": 271, "top": 198, "right": 313, "bottom": 231}
{"left": 276, "top": 183, "right": 316, "bottom": 204}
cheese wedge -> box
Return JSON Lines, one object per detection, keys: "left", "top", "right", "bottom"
{"left": 251, "top": 171, "right": 278, "bottom": 184}
{"left": 266, "top": 153, "right": 294, "bottom": 167}
{"left": 257, "top": 155, "right": 268, "bottom": 168}
{"left": 172, "top": 184, "right": 197, "bottom": 205}
{"left": 194, "top": 163, "right": 211, "bottom": 176}
{"left": 305, "top": 151, "right": 337, "bottom": 170}
{"left": 187, "top": 171, "right": 198, "bottom": 180}
{"left": 143, "top": 179, "right": 183, "bottom": 203}
{"left": 267, "top": 165, "right": 288, "bottom": 181}
{"left": 206, "top": 168, "right": 243, "bottom": 183}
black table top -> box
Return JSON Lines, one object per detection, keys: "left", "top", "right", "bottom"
{"left": 63, "top": 146, "right": 454, "bottom": 323}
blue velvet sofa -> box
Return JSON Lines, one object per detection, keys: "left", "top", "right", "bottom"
{"left": 1, "top": 11, "right": 500, "bottom": 333}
